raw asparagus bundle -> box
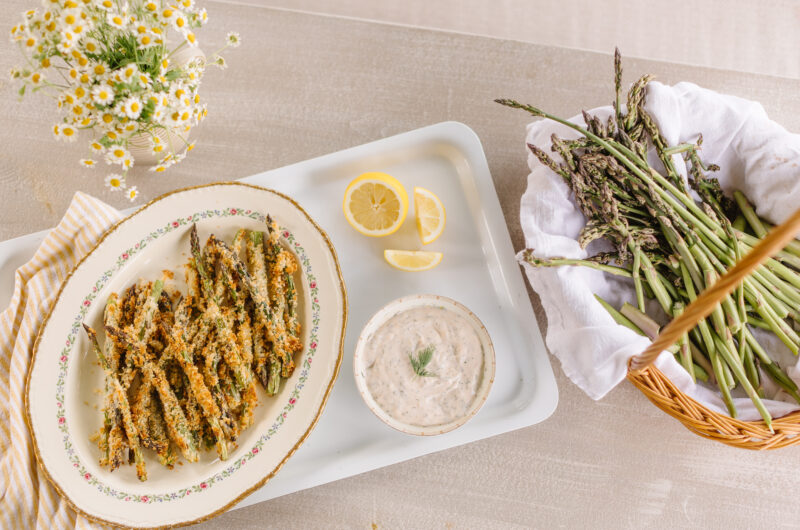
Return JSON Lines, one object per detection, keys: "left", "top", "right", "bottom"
{"left": 85, "top": 221, "right": 303, "bottom": 480}
{"left": 496, "top": 49, "right": 800, "bottom": 429}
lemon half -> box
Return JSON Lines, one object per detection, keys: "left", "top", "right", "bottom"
{"left": 343, "top": 172, "right": 409, "bottom": 237}
{"left": 384, "top": 249, "right": 443, "bottom": 271}
{"left": 414, "top": 186, "right": 446, "bottom": 245}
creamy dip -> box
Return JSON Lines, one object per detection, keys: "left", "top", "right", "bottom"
{"left": 363, "top": 306, "right": 484, "bottom": 427}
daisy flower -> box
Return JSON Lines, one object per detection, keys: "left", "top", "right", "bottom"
{"left": 91, "top": 83, "right": 114, "bottom": 105}
{"left": 212, "top": 55, "right": 227, "bottom": 69}
{"left": 137, "top": 32, "right": 156, "bottom": 48}
{"left": 105, "top": 145, "right": 130, "bottom": 164}
{"left": 143, "top": 1, "right": 158, "bottom": 12}
{"left": 160, "top": 7, "right": 177, "bottom": 25}
{"left": 126, "top": 186, "right": 139, "bottom": 201}
{"left": 89, "top": 140, "right": 104, "bottom": 153}
{"left": 29, "top": 71, "right": 44, "bottom": 86}
{"left": 119, "top": 96, "right": 143, "bottom": 119}
{"left": 52, "top": 124, "right": 61, "bottom": 139}
{"left": 104, "top": 173, "right": 125, "bottom": 190}
{"left": 106, "top": 11, "right": 127, "bottom": 30}
{"left": 23, "top": 35, "right": 37, "bottom": 49}
{"left": 226, "top": 32, "right": 241, "bottom": 48}
{"left": 80, "top": 158, "right": 97, "bottom": 168}
{"left": 82, "top": 37, "right": 100, "bottom": 54}
{"left": 60, "top": 124, "right": 78, "bottom": 142}
{"left": 119, "top": 63, "right": 138, "bottom": 82}
{"left": 183, "top": 30, "right": 198, "bottom": 47}
{"left": 172, "top": 14, "right": 188, "bottom": 32}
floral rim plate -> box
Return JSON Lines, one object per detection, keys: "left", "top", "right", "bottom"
{"left": 25, "top": 183, "right": 347, "bottom": 528}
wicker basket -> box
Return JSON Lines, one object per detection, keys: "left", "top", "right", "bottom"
{"left": 626, "top": 206, "right": 800, "bottom": 449}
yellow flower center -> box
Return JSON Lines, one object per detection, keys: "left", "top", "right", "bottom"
{"left": 94, "top": 64, "right": 105, "bottom": 75}
{"left": 75, "top": 86, "right": 85, "bottom": 98}
{"left": 145, "top": 2, "right": 157, "bottom": 11}
{"left": 65, "top": 14, "right": 75, "bottom": 24}
{"left": 85, "top": 42, "right": 96, "bottom": 52}
{"left": 102, "top": 0, "right": 112, "bottom": 7}
{"left": 176, "top": 18, "right": 185, "bottom": 27}
{"left": 130, "top": 102, "right": 140, "bottom": 112}
{"left": 186, "top": 33, "right": 196, "bottom": 44}
{"left": 73, "top": 106, "right": 83, "bottom": 115}
{"left": 78, "top": 56, "right": 88, "bottom": 66}
{"left": 102, "top": 113, "right": 113, "bottom": 123}
{"left": 79, "top": 73, "right": 89, "bottom": 83}
{"left": 31, "top": 73, "right": 41, "bottom": 83}
{"left": 110, "top": 178, "right": 120, "bottom": 187}
{"left": 69, "top": 69, "right": 77, "bottom": 78}
{"left": 107, "top": 131, "right": 117, "bottom": 139}
{"left": 163, "top": 9, "right": 173, "bottom": 18}
{"left": 63, "top": 128, "right": 74, "bottom": 137}
{"left": 112, "top": 16, "right": 123, "bottom": 25}
{"left": 26, "top": 38, "right": 35, "bottom": 47}
{"left": 41, "top": 58, "right": 50, "bottom": 68}
{"left": 113, "top": 148, "right": 124, "bottom": 157}
{"left": 156, "top": 166, "right": 166, "bottom": 172}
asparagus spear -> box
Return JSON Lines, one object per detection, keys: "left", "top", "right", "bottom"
{"left": 105, "top": 324, "right": 199, "bottom": 462}
{"left": 84, "top": 324, "right": 148, "bottom": 481}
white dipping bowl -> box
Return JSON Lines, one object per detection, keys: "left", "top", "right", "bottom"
{"left": 353, "top": 294, "right": 496, "bottom": 436}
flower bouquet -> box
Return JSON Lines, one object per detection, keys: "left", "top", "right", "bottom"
{"left": 10, "top": 0, "right": 240, "bottom": 201}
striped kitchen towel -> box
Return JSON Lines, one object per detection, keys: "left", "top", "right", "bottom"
{"left": 0, "top": 192, "right": 122, "bottom": 529}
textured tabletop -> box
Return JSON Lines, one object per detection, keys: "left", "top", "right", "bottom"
{"left": 2, "top": 2, "right": 799, "bottom": 528}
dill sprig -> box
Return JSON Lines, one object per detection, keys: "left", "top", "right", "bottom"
{"left": 408, "top": 346, "right": 436, "bottom": 377}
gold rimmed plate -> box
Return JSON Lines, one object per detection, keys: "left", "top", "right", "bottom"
{"left": 25, "top": 183, "right": 346, "bottom": 528}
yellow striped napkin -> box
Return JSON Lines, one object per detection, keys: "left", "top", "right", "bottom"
{"left": 1, "top": 192, "right": 122, "bottom": 529}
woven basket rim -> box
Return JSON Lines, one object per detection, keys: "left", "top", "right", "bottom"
{"left": 628, "top": 364, "right": 800, "bottom": 449}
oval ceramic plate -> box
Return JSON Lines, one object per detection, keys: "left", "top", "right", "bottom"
{"left": 353, "top": 294, "right": 495, "bottom": 436}
{"left": 25, "top": 183, "right": 346, "bottom": 528}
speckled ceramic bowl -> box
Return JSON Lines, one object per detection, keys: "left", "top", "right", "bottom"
{"left": 353, "top": 294, "right": 495, "bottom": 436}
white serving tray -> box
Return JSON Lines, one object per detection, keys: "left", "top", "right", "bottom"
{"left": 0, "top": 122, "right": 557, "bottom": 510}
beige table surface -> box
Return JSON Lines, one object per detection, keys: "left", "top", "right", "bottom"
{"left": 2, "top": 2, "right": 800, "bottom": 529}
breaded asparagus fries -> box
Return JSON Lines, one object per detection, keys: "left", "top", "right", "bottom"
{"left": 84, "top": 221, "right": 303, "bottom": 480}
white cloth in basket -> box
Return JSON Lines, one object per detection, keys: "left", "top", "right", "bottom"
{"left": 519, "top": 80, "right": 800, "bottom": 420}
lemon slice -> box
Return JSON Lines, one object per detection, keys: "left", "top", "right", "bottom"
{"left": 343, "top": 172, "right": 408, "bottom": 237}
{"left": 384, "top": 249, "right": 443, "bottom": 271}
{"left": 414, "top": 186, "right": 446, "bottom": 245}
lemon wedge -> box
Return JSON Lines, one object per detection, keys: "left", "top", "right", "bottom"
{"left": 343, "top": 172, "right": 408, "bottom": 237}
{"left": 414, "top": 186, "right": 446, "bottom": 245}
{"left": 384, "top": 249, "right": 443, "bottom": 271}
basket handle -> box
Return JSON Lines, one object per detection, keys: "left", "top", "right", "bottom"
{"left": 629, "top": 205, "right": 800, "bottom": 373}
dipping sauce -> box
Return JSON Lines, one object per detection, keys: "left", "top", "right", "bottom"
{"left": 362, "top": 305, "right": 485, "bottom": 427}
